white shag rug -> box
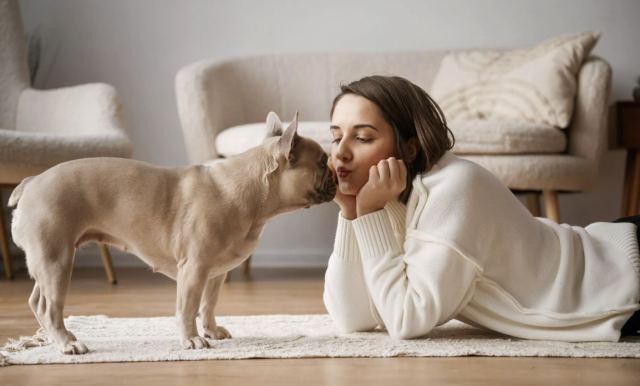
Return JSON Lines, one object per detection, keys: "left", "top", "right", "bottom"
{"left": 1, "top": 314, "right": 639, "bottom": 366}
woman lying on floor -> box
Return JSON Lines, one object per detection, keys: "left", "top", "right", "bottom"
{"left": 323, "top": 75, "right": 640, "bottom": 342}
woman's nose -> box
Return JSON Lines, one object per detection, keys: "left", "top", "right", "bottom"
{"left": 334, "top": 140, "right": 352, "bottom": 163}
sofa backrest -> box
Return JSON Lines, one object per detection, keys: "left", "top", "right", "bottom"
{"left": 0, "top": 0, "right": 30, "bottom": 131}
{"left": 211, "top": 51, "right": 447, "bottom": 123}
{"left": 178, "top": 51, "right": 610, "bottom": 165}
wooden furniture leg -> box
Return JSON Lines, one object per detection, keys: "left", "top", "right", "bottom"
{"left": 543, "top": 190, "right": 560, "bottom": 223}
{"left": 98, "top": 243, "right": 117, "bottom": 284}
{"left": 242, "top": 256, "right": 251, "bottom": 276}
{"left": 0, "top": 200, "right": 13, "bottom": 280}
{"left": 622, "top": 149, "right": 640, "bottom": 216}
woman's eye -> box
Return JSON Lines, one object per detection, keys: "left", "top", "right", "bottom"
{"left": 331, "top": 137, "right": 372, "bottom": 144}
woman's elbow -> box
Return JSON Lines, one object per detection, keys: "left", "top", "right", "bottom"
{"left": 334, "top": 318, "right": 378, "bottom": 334}
{"left": 386, "top": 320, "right": 435, "bottom": 340}
{"left": 388, "top": 328, "right": 423, "bottom": 340}
{"left": 323, "top": 293, "right": 377, "bottom": 333}
{"left": 325, "top": 302, "right": 377, "bottom": 333}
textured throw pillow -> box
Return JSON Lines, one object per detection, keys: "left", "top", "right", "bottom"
{"left": 430, "top": 31, "right": 600, "bottom": 128}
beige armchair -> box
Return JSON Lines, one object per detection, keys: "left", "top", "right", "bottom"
{"left": 175, "top": 51, "right": 610, "bottom": 272}
{"left": 0, "top": 0, "right": 133, "bottom": 281}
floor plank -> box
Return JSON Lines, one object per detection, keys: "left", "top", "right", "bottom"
{"left": 1, "top": 267, "right": 638, "bottom": 386}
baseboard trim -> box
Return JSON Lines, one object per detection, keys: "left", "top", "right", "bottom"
{"left": 69, "top": 246, "right": 330, "bottom": 269}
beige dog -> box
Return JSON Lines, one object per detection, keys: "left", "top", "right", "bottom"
{"left": 9, "top": 112, "right": 336, "bottom": 354}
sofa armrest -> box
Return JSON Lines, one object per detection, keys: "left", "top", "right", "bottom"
{"left": 16, "top": 83, "right": 131, "bottom": 140}
{"left": 175, "top": 59, "right": 248, "bottom": 164}
{"left": 567, "top": 57, "right": 612, "bottom": 168}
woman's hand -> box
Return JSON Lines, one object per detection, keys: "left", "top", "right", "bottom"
{"left": 328, "top": 158, "right": 358, "bottom": 220}
{"left": 356, "top": 157, "right": 407, "bottom": 217}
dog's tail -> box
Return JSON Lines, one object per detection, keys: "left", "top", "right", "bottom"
{"left": 8, "top": 176, "right": 34, "bottom": 208}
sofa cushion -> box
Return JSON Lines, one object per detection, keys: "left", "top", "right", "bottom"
{"left": 430, "top": 31, "right": 600, "bottom": 128}
{"left": 449, "top": 119, "right": 565, "bottom": 154}
{"left": 215, "top": 120, "right": 565, "bottom": 157}
{"left": 216, "top": 121, "right": 333, "bottom": 158}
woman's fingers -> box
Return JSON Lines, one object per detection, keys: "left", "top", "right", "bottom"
{"left": 367, "top": 157, "right": 406, "bottom": 190}
{"left": 377, "top": 159, "right": 391, "bottom": 181}
{"left": 388, "top": 158, "right": 400, "bottom": 183}
{"left": 393, "top": 158, "right": 407, "bottom": 187}
{"left": 357, "top": 157, "right": 408, "bottom": 216}
{"left": 382, "top": 157, "right": 406, "bottom": 188}
{"left": 369, "top": 164, "right": 380, "bottom": 182}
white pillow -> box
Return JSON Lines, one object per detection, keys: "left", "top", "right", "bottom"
{"left": 430, "top": 31, "right": 600, "bottom": 128}
{"left": 216, "top": 121, "right": 332, "bottom": 157}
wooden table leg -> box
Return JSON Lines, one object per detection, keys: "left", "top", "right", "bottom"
{"left": 542, "top": 190, "right": 560, "bottom": 223}
{"left": 624, "top": 149, "right": 640, "bottom": 217}
{"left": 622, "top": 150, "right": 634, "bottom": 216}
{"left": 98, "top": 243, "right": 117, "bottom": 285}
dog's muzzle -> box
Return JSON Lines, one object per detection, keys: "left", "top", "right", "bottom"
{"left": 306, "top": 169, "right": 337, "bottom": 205}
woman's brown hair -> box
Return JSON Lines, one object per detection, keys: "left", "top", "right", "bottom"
{"left": 330, "top": 75, "right": 455, "bottom": 203}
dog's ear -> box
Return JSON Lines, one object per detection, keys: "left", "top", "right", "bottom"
{"left": 279, "top": 112, "right": 299, "bottom": 164}
{"left": 265, "top": 112, "right": 283, "bottom": 138}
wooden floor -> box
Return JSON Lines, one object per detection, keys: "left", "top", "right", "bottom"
{"left": 1, "top": 267, "right": 639, "bottom": 386}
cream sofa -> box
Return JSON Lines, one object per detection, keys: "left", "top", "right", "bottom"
{"left": 176, "top": 51, "right": 611, "bottom": 224}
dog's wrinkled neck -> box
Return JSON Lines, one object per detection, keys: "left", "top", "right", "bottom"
{"left": 259, "top": 149, "right": 308, "bottom": 218}
{"left": 255, "top": 141, "right": 313, "bottom": 218}
{"left": 210, "top": 142, "right": 293, "bottom": 220}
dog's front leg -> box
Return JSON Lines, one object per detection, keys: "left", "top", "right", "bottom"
{"left": 176, "top": 261, "right": 210, "bottom": 349}
{"left": 200, "top": 273, "right": 231, "bottom": 340}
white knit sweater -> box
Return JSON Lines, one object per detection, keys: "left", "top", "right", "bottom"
{"left": 323, "top": 152, "right": 640, "bottom": 342}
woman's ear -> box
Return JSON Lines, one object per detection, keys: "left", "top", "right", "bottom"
{"left": 407, "top": 137, "right": 420, "bottom": 162}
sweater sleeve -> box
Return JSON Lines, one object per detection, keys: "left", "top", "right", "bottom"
{"left": 351, "top": 208, "right": 479, "bottom": 340}
{"left": 323, "top": 212, "right": 382, "bottom": 333}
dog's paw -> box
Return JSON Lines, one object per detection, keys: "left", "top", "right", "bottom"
{"left": 181, "top": 336, "right": 210, "bottom": 350}
{"left": 204, "top": 326, "right": 231, "bottom": 340}
{"left": 61, "top": 341, "right": 89, "bottom": 355}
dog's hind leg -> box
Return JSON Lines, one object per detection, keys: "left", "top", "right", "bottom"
{"left": 26, "top": 243, "right": 87, "bottom": 355}
{"left": 199, "top": 273, "right": 231, "bottom": 340}
{"left": 176, "top": 260, "right": 211, "bottom": 350}
{"left": 28, "top": 283, "right": 43, "bottom": 328}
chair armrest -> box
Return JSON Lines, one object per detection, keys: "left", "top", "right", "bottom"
{"left": 175, "top": 59, "right": 245, "bottom": 164}
{"left": 567, "top": 57, "right": 612, "bottom": 168}
{"left": 15, "top": 83, "right": 131, "bottom": 141}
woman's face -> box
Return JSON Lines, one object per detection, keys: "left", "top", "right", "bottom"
{"left": 330, "top": 94, "right": 397, "bottom": 196}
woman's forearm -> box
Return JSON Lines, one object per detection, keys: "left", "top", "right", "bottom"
{"left": 323, "top": 253, "right": 379, "bottom": 332}
{"left": 323, "top": 214, "right": 380, "bottom": 332}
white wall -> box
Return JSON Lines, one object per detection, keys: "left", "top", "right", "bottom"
{"left": 16, "top": 0, "right": 640, "bottom": 267}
